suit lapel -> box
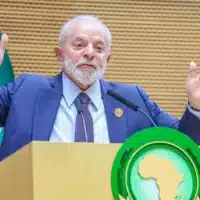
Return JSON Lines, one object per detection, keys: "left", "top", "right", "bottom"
{"left": 100, "top": 80, "right": 128, "bottom": 143}
{"left": 32, "top": 73, "right": 63, "bottom": 141}
{"left": 32, "top": 76, "right": 128, "bottom": 143}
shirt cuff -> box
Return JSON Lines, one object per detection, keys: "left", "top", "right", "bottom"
{"left": 187, "top": 105, "right": 200, "bottom": 120}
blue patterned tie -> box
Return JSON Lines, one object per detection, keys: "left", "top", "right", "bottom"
{"left": 75, "top": 93, "right": 94, "bottom": 142}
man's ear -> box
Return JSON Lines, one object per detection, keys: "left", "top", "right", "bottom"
{"left": 107, "top": 54, "right": 111, "bottom": 64}
{"left": 54, "top": 47, "right": 62, "bottom": 61}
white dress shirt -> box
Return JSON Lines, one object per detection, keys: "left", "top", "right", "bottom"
{"left": 188, "top": 105, "right": 200, "bottom": 119}
{"left": 50, "top": 73, "right": 110, "bottom": 143}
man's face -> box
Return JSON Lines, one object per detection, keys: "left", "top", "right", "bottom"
{"left": 60, "top": 22, "right": 110, "bottom": 88}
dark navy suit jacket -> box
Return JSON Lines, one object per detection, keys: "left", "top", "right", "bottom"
{"left": 0, "top": 73, "right": 199, "bottom": 161}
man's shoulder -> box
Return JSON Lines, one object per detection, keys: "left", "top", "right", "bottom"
{"left": 5, "top": 73, "right": 58, "bottom": 94}
{"left": 101, "top": 79, "right": 149, "bottom": 101}
{"left": 14, "top": 72, "right": 57, "bottom": 89}
{"left": 103, "top": 80, "right": 143, "bottom": 94}
{"left": 18, "top": 73, "right": 53, "bottom": 84}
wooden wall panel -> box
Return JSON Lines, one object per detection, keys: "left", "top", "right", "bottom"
{"left": 1, "top": 0, "right": 200, "bottom": 117}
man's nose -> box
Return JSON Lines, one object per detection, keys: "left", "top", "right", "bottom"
{"left": 83, "top": 44, "right": 94, "bottom": 60}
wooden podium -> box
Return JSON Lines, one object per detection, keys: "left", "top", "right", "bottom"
{"left": 0, "top": 142, "right": 121, "bottom": 200}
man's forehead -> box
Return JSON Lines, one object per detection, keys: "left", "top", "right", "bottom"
{"left": 70, "top": 22, "right": 108, "bottom": 42}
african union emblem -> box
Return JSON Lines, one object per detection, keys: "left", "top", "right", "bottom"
{"left": 111, "top": 127, "right": 200, "bottom": 200}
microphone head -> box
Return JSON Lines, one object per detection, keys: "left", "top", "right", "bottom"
{"left": 107, "top": 89, "right": 138, "bottom": 111}
{"left": 107, "top": 90, "right": 116, "bottom": 96}
{"left": 74, "top": 97, "right": 84, "bottom": 113}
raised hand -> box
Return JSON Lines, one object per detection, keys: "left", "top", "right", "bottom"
{"left": 0, "top": 33, "right": 8, "bottom": 65}
{"left": 186, "top": 61, "right": 200, "bottom": 110}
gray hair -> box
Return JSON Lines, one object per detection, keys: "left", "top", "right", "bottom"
{"left": 59, "top": 15, "right": 112, "bottom": 51}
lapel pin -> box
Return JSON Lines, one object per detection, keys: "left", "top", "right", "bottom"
{"left": 114, "top": 108, "right": 124, "bottom": 118}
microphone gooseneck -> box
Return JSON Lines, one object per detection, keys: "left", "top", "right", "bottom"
{"left": 107, "top": 90, "right": 138, "bottom": 111}
{"left": 74, "top": 97, "right": 88, "bottom": 142}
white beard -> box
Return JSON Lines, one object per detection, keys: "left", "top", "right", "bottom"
{"left": 63, "top": 57, "right": 106, "bottom": 87}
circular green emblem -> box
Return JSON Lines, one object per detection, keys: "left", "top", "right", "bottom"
{"left": 111, "top": 127, "right": 200, "bottom": 200}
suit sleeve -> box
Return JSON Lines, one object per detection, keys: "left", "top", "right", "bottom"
{"left": 0, "top": 74, "right": 26, "bottom": 126}
{"left": 136, "top": 86, "right": 200, "bottom": 144}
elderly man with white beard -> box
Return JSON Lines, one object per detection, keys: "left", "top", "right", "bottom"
{"left": 0, "top": 15, "right": 200, "bottom": 161}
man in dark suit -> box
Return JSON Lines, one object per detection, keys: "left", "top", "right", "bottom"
{"left": 0, "top": 15, "right": 199, "bottom": 161}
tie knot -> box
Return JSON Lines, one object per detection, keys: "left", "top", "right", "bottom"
{"left": 79, "top": 93, "right": 91, "bottom": 105}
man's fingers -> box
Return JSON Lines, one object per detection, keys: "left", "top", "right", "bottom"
{"left": 188, "top": 61, "right": 197, "bottom": 78}
{"left": 0, "top": 34, "right": 8, "bottom": 50}
{"left": 0, "top": 34, "right": 8, "bottom": 65}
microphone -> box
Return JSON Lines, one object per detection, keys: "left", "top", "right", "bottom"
{"left": 74, "top": 97, "right": 84, "bottom": 113}
{"left": 74, "top": 97, "right": 88, "bottom": 142}
{"left": 107, "top": 90, "right": 157, "bottom": 127}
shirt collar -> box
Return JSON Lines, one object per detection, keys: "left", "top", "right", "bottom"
{"left": 62, "top": 72, "right": 102, "bottom": 110}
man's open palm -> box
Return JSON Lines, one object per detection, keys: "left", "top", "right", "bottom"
{"left": 186, "top": 61, "right": 200, "bottom": 110}
{"left": 0, "top": 33, "right": 8, "bottom": 65}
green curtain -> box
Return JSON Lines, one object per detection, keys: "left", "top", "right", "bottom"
{"left": 0, "top": 33, "right": 15, "bottom": 144}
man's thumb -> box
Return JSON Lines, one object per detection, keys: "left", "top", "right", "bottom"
{"left": 1, "top": 34, "right": 8, "bottom": 50}
{"left": 188, "top": 61, "right": 197, "bottom": 78}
